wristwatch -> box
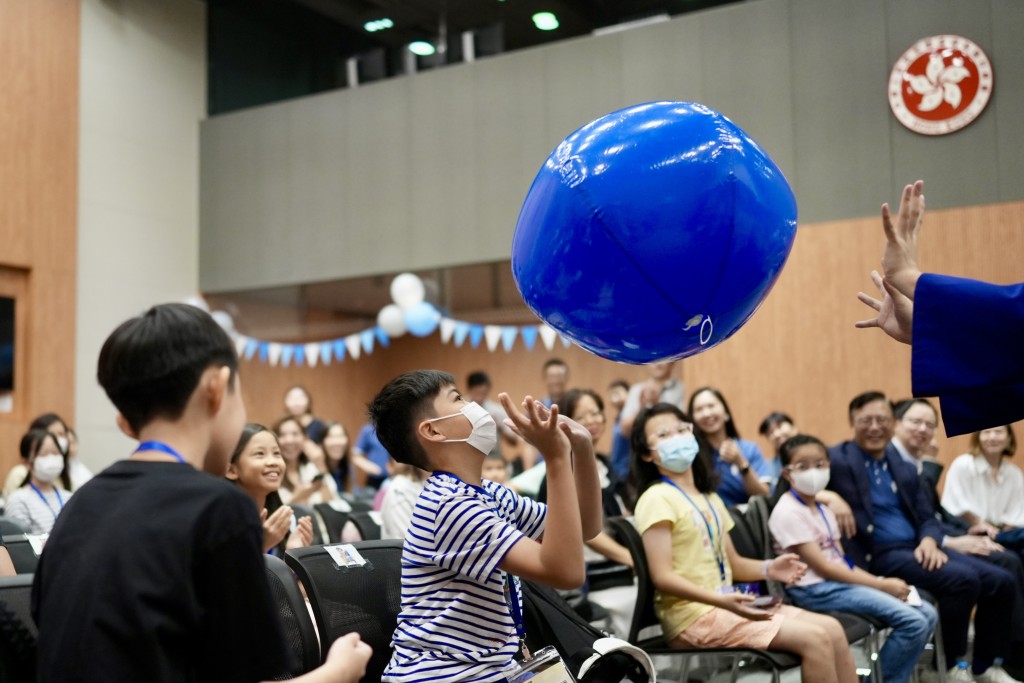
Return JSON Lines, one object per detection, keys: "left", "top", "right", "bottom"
{"left": 739, "top": 463, "right": 751, "bottom": 476}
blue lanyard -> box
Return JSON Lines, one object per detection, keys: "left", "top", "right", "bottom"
{"left": 29, "top": 482, "right": 64, "bottom": 519}
{"left": 661, "top": 477, "right": 727, "bottom": 583}
{"left": 133, "top": 441, "right": 186, "bottom": 464}
{"left": 788, "top": 489, "right": 855, "bottom": 569}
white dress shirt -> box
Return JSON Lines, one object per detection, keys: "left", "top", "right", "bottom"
{"left": 941, "top": 453, "right": 1024, "bottom": 527}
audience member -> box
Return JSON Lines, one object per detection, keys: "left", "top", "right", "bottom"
{"left": 319, "top": 421, "right": 352, "bottom": 494}
{"left": 369, "top": 370, "right": 602, "bottom": 682}
{"left": 891, "top": 399, "right": 941, "bottom": 475}
{"left": 607, "top": 379, "right": 631, "bottom": 481}
{"left": 64, "top": 426, "right": 93, "bottom": 489}
{"left": 379, "top": 462, "right": 427, "bottom": 540}
{"left": 465, "top": 370, "right": 517, "bottom": 459}
{"left": 827, "top": 390, "right": 1019, "bottom": 681}
{"left": 5, "top": 428, "right": 73, "bottom": 534}
{"left": 353, "top": 422, "right": 390, "bottom": 490}
{"left": 619, "top": 362, "right": 684, "bottom": 438}
{"left": 481, "top": 450, "right": 511, "bottom": 485}
{"left": 688, "top": 387, "right": 770, "bottom": 506}
{"left": 274, "top": 415, "right": 337, "bottom": 505}
{"left": 540, "top": 357, "right": 569, "bottom": 408}
{"left": 32, "top": 303, "right": 371, "bottom": 683}
{"left": 757, "top": 411, "right": 797, "bottom": 482}
{"left": 631, "top": 403, "right": 857, "bottom": 682}
{"left": 769, "top": 434, "right": 937, "bottom": 683}
{"left": 227, "top": 423, "right": 313, "bottom": 554}
{"left": 4, "top": 412, "right": 86, "bottom": 497}
{"left": 283, "top": 385, "right": 328, "bottom": 444}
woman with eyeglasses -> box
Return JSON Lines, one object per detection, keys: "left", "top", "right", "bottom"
{"left": 769, "top": 434, "right": 937, "bottom": 683}
{"left": 632, "top": 404, "right": 858, "bottom": 683}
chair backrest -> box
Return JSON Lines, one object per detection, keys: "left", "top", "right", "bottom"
{"left": 727, "top": 498, "right": 785, "bottom": 598}
{"left": 1, "top": 537, "right": 38, "bottom": 574}
{"left": 290, "top": 504, "right": 325, "bottom": 546}
{"left": 263, "top": 554, "right": 320, "bottom": 677}
{"left": 285, "top": 540, "right": 403, "bottom": 682}
{"left": 606, "top": 517, "right": 662, "bottom": 647}
{"left": 0, "top": 518, "right": 28, "bottom": 536}
{"left": 313, "top": 504, "right": 350, "bottom": 543}
{"left": 0, "top": 574, "right": 37, "bottom": 681}
{"left": 348, "top": 511, "right": 382, "bottom": 541}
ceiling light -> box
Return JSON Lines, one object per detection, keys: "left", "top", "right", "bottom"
{"left": 408, "top": 41, "right": 436, "bottom": 56}
{"left": 363, "top": 18, "right": 394, "bottom": 32}
{"left": 532, "top": 12, "right": 559, "bottom": 31}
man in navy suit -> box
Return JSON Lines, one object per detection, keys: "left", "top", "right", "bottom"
{"left": 828, "top": 391, "right": 1018, "bottom": 681}
{"left": 856, "top": 180, "right": 1024, "bottom": 436}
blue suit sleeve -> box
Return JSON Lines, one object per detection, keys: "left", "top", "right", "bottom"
{"left": 912, "top": 274, "right": 1024, "bottom": 436}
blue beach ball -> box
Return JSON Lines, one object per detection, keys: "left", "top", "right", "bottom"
{"left": 511, "top": 101, "right": 798, "bottom": 364}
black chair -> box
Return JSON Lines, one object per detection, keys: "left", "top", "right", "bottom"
{"left": 606, "top": 517, "right": 800, "bottom": 683}
{"left": 0, "top": 574, "right": 37, "bottom": 682}
{"left": 0, "top": 518, "right": 28, "bottom": 536}
{"left": 1, "top": 536, "right": 38, "bottom": 574}
{"left": 290, "top": 504, "right": 325, "bottom": 546}
{"left": 263, "top": 554, "right": 320, "bottom": 678}
{"left": 285, "top": 540, "right": 403, "bottom": 682}
{"left": 313, "top": 504, "right": 350, "bottom": 543}
{"left": 348, "top": 511, "right": 382, "bottom": 541}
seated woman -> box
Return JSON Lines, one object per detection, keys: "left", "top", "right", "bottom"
{"left": 689, "top": 387, "right": 771, "bottom": 506}
{"left": 769, "top": 434, "right": 937, "bottom": 683}
{"left": 227, "top": 423, "right": 312, "bottom": 555}
{"left": 632, "top": 404, "right": 857, "bottom": 683}
{"left": 942, "top": 425, "right": 1024, "bottom": 553}
{"left": 5, "top": 429, "right": 73, "bottom": 535}
{"left": 275, "top": 415, "right": 339, "bottom": 506}
{"left": 380, "top": 461, "right": 427, "bottom": 540}
{"left": 319, "top": 421, "right": 352, "bottom": 494}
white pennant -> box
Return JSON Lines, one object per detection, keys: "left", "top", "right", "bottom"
{"left": 267, "top": 343, "right": 282, "bottom": 366}
{"left": 484, "top": 325, "right": 502, "bottom": 352}
{"left": 439, "top": 318, "right": 456, "bottom": 344}
{"left": 234, "top": 335, "right": 248, "bottom": 357}
{"left": 305, "top": 343, "right": 321, "bottom": 367}
{"left": 345, "top": 334, "right": 362, "bottom": 361}
{"left": 538, "top": 325, "right": 558, "bottom": 351}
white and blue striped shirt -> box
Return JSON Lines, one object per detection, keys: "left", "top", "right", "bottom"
{"left": 382, "top": 471, "right": 547, "bottom": 683}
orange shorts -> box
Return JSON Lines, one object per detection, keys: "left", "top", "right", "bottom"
{"left": 668, "top": 604, "right": 801, "bottom": 650}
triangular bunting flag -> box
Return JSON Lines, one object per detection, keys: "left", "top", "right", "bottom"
{"left": 333, "top": 339, "right": 347, "bottom": 363}
{"left": 453, "top": 322, "right": 471, "bottom": 348}
{"left": 294, "top": 345, "right": 306, "bottom": 366}
{"left": 501, "top": 326, "right": 518, "bottom": 352}
{"left": 440, "top": 318, "right": 456, "bottom": 344}
{"left": 280, "top": 345, "right": 294, "bottom": 367}
{"left": 469, "top": 325, "right": 485, "bottom": 349}
{"left": 538, "top": 325, "right": 558, "bottom": 350}
{"left": 520, "top": 326, "right": 538, "bottom": 350}
{"left": 244, "top": 338, "right": 259, "bottom": 360}
{"left": 559, "top": 334, "right": 571, "bottom": 348}
{"left": 258, "top": 342, "right": 269, "bottom": 363}
{"left": 305, "top": 343, "right": 320, "bottom": 367}
{"left": 320, "top": 342, "right": 333, "bottom": 366}
{"left": 268, "top": 343, "right": 283, "bottom": 366}
{"left": 234, "top": 335, "right": 248, "bottom": 357}
{"left": 360, "top": 329, "right": 375, "bottom": 354}
{"left": 484, "top": 326, "right": 502, "bottom": 352}
{"left": 346, "top": 334, "right": 361, "bottom": 361}
{"left": 375, "top": 327, "right": 390, "bottom": 348}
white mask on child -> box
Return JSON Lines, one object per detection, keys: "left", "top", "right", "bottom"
{"left": 33, "top": 454, "right": 65, "bottom": 483}
{"left": 790, "top": 467, "right": 830, "bottom": 496}
{"left": 427, "top": 402, "right": 498, "bottom": 455}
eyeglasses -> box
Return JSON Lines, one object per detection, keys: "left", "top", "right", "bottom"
{"left": 648, "top": 423, "right": 694, "bottom": 447}
{"left": 786, "top": 460, "right": 830, "bottom": 472}
{"left": 902, "top": 417, "right": 937, "bottom": 431}
{"left": 854, "top": 416, "right": 892, "bottom": 428}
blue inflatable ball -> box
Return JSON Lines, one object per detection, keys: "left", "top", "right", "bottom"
{"left": 511, "top": 101, "right": 797, "bottom": 364}
{"left": 404, "top": 302, "right": 440, "bottom": 337}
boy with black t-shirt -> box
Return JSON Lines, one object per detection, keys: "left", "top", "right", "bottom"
{"left": 31, "top": 304, "right": 371, "bottom": 683}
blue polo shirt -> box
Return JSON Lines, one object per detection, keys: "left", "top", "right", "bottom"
{"left": 862, "top": 453, "right": 917, "bottom": 546}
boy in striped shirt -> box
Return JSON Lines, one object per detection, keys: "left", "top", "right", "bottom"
{"left": 369, "top": 370, "right": 603, "bottom": 683}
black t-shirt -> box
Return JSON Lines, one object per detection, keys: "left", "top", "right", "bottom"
{"left": 32, "top": 460, "right": 290, "bottom": 683}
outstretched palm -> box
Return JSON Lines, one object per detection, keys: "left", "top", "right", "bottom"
{"left": 856, "top": 271, "right": 913, "bottom": 344}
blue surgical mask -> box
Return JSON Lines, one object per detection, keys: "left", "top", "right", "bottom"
{"left": 656, "top": 434, "right": 700, "bottom": 473}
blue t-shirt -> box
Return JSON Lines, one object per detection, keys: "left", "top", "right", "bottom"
{"left": 356, "top": 424, "right": 391, "bottom": 473}
{"left": 712, "top": 439, "right": 770, "bottom": 507}
{"left": 610, "top": 419, "right": 631, "bottom": 481}
{"left": 862, "top": 454, "right": 917, "bottom": 546}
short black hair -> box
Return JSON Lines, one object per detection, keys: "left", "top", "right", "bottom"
{"left": 893, "top": 397, "right": 936, "bottom": 420}
{"left": 369, "top": 370, "right": 455, "bottom": 470}
{"left": 97, "top": 303, "right": 239, "bottom": 434}
{"left": 466, "top": 371, "right": 491, "bottom": 389}
{"left": 629, "top": 403, "right": 719, "bottom": 505}
{"left": 758, "top": 411, "right": 794, "bottom": 436}
{"left": 773, "top": 433, "right": 829, "bottom": 498}
{"left": 29, "top": 412, "right": 68, "bottom": 434}
{"left": 543, "top": 358, "right": 567, "bottom": 372}
{"left": 608, "top": 379, "right": 629, "bottom": 392}
{"left": 848, "top": 391, "right": 890, "bottom": 420}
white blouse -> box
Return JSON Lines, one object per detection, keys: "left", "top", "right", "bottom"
{"left": 941, "top": 454, "right": 1024, "bottom": 528}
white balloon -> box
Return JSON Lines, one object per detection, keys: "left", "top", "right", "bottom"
{"left": 183, "top": 295, "right": 210, "bottom": 312}
{"left": 211, "top": 310, "right": 234, "bottom": 332}
{"left": 377, "top": 304, "right": 407, "bottom": 337}
{"left": 390, "top": 273, "right": 425, "bottom": 309}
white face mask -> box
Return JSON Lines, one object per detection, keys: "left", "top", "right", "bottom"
{"left": 790, "top": 467, "right": 830, "bottom": 496}
{"left": 427, "top": 402, "right": 498, "bottom": 456}
{"left": 33, "top": 454, "right": 65, "bottom": 483}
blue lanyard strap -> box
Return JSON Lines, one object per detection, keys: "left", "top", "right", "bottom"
{"left": 661, "top": 477, "right": 727, "bottom": 583}
{"left": 29, "top": 482, "right": 64, "bottom": 519}
{"left": 134, "top": 441, "right": 186, "bottom": 464}
{"left": 788, "top": 489, "right": 854, "bottom": 569}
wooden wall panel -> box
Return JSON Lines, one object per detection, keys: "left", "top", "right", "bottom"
{"left": 0, "top": 2, "right": 79, "bottom": 473}
{"left": 238, "top": 200, "right": 1024, "bottom": 483}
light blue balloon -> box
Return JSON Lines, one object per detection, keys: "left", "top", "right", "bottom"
{"left": 404, "top": 302, "right": 440, "bottom": 337}
{"left": 512, "top": 101, "right": 798, "bottom": 364}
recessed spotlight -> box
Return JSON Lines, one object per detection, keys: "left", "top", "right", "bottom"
{"left": 364, "top": 18, "right": 394, "bottom": 32}
{"left": 532, "top": 12, "right": 559, "bottom": 31}
{"left": 408, "top": 41, "right": 437, "bottom": 56}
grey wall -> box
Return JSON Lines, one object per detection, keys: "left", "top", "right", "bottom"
{"left": 200, "top": 0, "right": 1024, "bottom": 293}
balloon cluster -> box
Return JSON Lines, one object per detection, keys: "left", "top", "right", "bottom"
{"left": 376, "top": 273, "right": 441, "bottom": 338}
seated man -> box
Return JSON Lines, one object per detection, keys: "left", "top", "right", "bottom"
{"left": 828, "top": 391, "right": 1019, "bottom": 682}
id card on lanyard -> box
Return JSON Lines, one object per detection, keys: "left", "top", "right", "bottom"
{"left": 660, "top": 477, "right": 727, "bottom": 585}
{"left": 789, "top": 489, "right": 855, "bottom": 569}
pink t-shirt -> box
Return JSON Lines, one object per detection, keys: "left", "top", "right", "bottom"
{"left": 769, "top": 491, "right": 847, "bottom": 586}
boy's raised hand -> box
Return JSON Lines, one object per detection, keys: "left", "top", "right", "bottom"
{"left": 532, "top": 401, "right": 595, "bottom": 456}
{"left": 499, "top": 393, "right": 571, "bottom": 460}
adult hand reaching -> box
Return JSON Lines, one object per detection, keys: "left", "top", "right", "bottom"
{"left": 881, "top": 179, "right": 925, "bottom": 299}
{"left": 856, "top": 270, "right": 913, "bottom": 344}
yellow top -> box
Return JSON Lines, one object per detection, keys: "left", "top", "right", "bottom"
{"left": 634, "top": 482, "right": 734, "bottom": 639}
